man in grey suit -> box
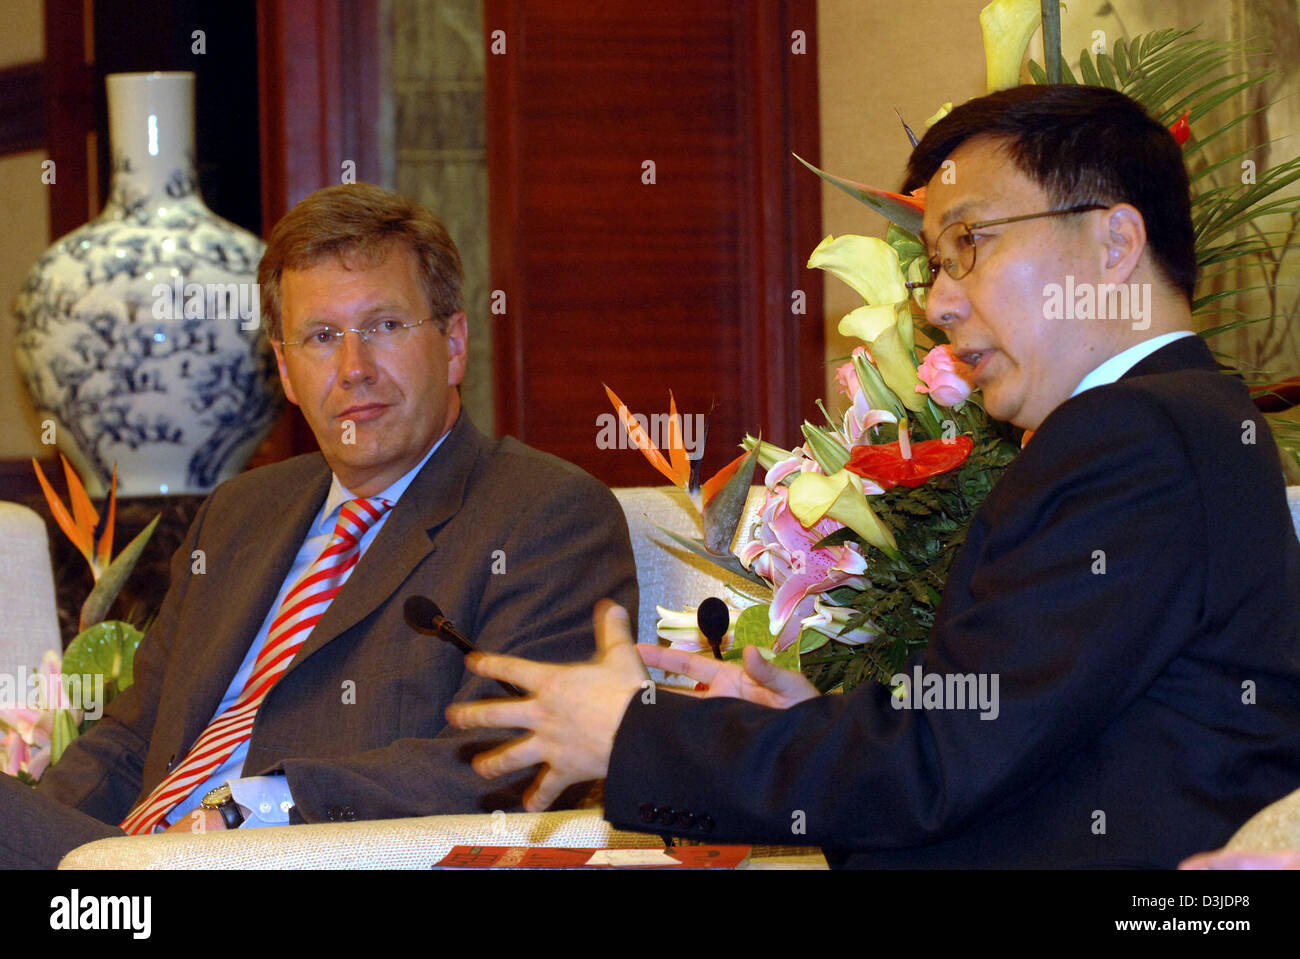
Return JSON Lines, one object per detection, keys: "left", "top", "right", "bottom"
{"left": 0, "top": 183, "right": 636, "bottom": 867}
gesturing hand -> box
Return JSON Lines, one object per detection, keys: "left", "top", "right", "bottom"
{"left": 445, "top": 600, "right": 648, "bottom": 811}
{"left": 638, "top": 643, "right": 820, "bottom": 709}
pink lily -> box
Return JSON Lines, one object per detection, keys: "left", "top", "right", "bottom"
{"left": 0, "top": 651, "right": 80, "bottom": 782}
{"left": 0, "top": 710, "right": 53, "bottom": 781}
{"left": 837, "top": 347, "right": 900, "bottom": 444}
{"left": 765, "top": 446, "right": 824, "bottom": 486}
{"left": 738, "top": 486, "right": 869, "bottom": 650}
{"left": 0, "top": 731, "right": 29, "bottom": 778}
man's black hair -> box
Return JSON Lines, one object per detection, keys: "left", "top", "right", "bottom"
{"left": 904, "top": 85, "right": 1196, "bottom": 301}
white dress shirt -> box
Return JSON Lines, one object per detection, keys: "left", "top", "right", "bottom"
{"left": 1069, "top": 330, "right": 1195, "bottom": 396}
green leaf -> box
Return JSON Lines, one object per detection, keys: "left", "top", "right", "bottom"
{"left": 1078, "top": 49, "right": 1100, "bottom": 86}
{"left": 1192, "top": 285, "right": 1273, "bottom": 312}
{"left": 811, "top": 526, "right": 858, "bottom": 550}
{"left": 1189, "top": 142, "right": 1275, "bottom": 185}
{"left": 60, "top": 619, "right": 146, "bottom": 704}
{"left": 731, "top": 604, "right": 773, "bottom": 649}
{"left": 48, "top": 708, "right": 80, "bottom": 767}
{"left": 702, "top": 441, "right": 759, "bottom": 556}
{"left": 79, "top": 514, "right": 159, "bottom": 630}
{"left": 793, "top": 154, "right": 924, "bottom": 236}
{"left": 799, "top": 629, "right": 830, "bottom": 654}
{"left": 801, "top": 424, "right": 850, "bottom": 474}
{"left": 1096, "top": 52, "right": 1117, "bottom": 88}
{"left": 1166, "top": 72, "right": 1258, "bottom": 126}
{"left": 886, "top": 223, "right": 925, "bottom": 260}
{"left": 1198, "top": 317, "right": 1271, "bottom": 340}
{"left": 653, "top": 528, "right": 770, "bottom": 586}
{"left": 726, "top": 604, "right": 801, "bottom": 672}
{"left": 1111, "top": 37, "right": 1130, "bottom": 83}
{"left": 853, "top": 350, "right": 906, "bottom": 420}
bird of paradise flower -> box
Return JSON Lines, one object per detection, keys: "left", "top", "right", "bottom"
{"left": 32, "top": 454, "right": 158, "bottom": 632}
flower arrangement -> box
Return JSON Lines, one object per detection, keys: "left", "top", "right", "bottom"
{"left": 732, "top": 245, "right": 1020, "bottom": 691}
{"left": 0, "top": 457, "right": 154, "bottom": 782}
{"left": 610, "top": 223, "right": 1019, "bottom": 690}
{"left": 609, "top": 0, "right": 1300, "bottom": 694}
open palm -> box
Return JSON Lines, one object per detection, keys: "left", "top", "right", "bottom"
{"left": 638, "top": 643, "right": 819, "bottom": 709}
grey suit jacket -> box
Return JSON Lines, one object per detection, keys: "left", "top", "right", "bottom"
{"left": 38, "top": 413, "right": 638, "bottom": 828}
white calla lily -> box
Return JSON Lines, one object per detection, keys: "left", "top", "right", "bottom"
{"left": 807, "top": 235, "right": 907, "bottom": 307}
{"left": 980, "top": 0, "right": 1044, "bottom": 92}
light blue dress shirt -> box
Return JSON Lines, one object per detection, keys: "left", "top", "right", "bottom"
{"left": 162, "top": 431, "right": 448, "bottom": 830}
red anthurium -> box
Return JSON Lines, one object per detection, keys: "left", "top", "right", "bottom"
{"left": 1170, "top": 111, "right": 1191, "bottom": 146}
{"left": 846, "top": 421, "right": 973, "bottom": 489}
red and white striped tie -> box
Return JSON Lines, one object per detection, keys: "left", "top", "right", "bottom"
{"left": 120, "top": 496, "right": 393, "bottom": 835}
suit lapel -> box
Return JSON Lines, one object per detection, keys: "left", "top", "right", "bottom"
{"left": 175, "top": 458, "right": 332, "bottom": 750}
{"left": 279, "top": 414, "right": 489, "bottom": 677}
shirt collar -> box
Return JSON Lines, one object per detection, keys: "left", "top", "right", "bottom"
{"left": 1069, "top": 331, "right": 1196, "bottom": 398}
{"left": 315, "top": 426, "right": 453, "bottom": 534}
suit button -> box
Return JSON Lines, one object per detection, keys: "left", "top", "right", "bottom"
{"left": 696, "top": 814, "right": 715, "bottom": 833}
{"left": 657, "top": 807, "right": 677, "bottom": 826}
{"left": 673, "top": 810, "right": 695, "bottom": 829}
{"left": 326, "top": 806, "right": 340, "bottom": 822}
{"left": 342, "top": 806, "right": 357, "bottom": 821}
{"left": 637, "top": 803, "right": 658, "bottom": 824}
{"left": 166, "top": 755, "right": 177, "bottom": 771}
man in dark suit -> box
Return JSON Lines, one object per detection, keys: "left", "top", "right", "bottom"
{"left": 448, "top": 85, "right": 1300, "bottom": 867}
{"left": 0, "top": 183, "right": 636, "bottom": 868}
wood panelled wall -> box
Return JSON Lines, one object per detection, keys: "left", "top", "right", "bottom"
{"left": 258, "top": 0, "right": 384, "bottom": 230}
{"left": 484, "top": 0, "right": 824, "bottom": 487}
{"left": 255, "top": 0, "right": 383, "bottom": 463}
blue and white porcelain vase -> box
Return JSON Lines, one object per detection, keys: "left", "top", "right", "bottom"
{"left": 13, "top": 71, "right": 281, "bottom": 497}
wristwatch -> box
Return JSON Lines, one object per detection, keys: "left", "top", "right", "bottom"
{"left": 200, "top": 784, "right": 245, "bottom": 829}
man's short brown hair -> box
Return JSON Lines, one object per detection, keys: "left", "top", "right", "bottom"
{"left": 258, "top": 183, "right": 464, "bottom": 341}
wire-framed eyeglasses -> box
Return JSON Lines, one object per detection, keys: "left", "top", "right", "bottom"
{"left": 906, "top": 204, "right": 1108, "bottom": 289}
{"left": 279, "top": 315, "right": 440, "bottom": 356}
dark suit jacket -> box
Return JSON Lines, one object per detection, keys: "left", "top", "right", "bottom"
{"left": 605, "top": 336, "right": 1300, "bottom": 867}
{"left": 37, "top": 413, "right": 637, "bottom": 837}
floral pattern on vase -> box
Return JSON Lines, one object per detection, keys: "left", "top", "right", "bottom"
{"left": 13, "top": 72, "right": 282, "bottom": 498}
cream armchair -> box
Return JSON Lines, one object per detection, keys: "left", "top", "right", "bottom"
{"left": 59, "top": 808, "right": 663, "bottom": 869}
{"left": 0, "top": 501, "right": 63, "bottom": 682}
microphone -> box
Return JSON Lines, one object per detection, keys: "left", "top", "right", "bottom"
{"left": 403, "top": 595, "right": 524, "bottom": 697}
{"left": 696, "top": 597, "right": 730, "bottom": 661}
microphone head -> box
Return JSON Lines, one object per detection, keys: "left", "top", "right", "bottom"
{"left": 697, "top": 597, "right": 730, "bottom": 644}
{"left": 403, "top": 595, "right": 443, "bottom": 631}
